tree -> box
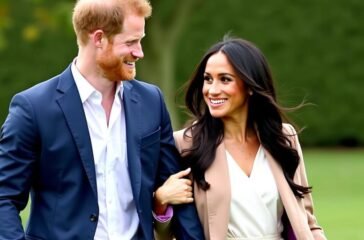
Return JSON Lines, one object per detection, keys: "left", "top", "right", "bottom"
{"left": 1, "top": 0, "right": 364, "bottom": 145}
{"left": 138, "top": 0, "right": 203, "bottom": 128}
{"left": 0, "top": 1, "right": 10, "bottom": 50}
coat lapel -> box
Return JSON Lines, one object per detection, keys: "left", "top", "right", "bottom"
{"left": 56, "top": 66, "right": 97, "bottom": 197}
{"left": 177, "top": 126, "right": 316, "bottom": 239}
{"left": 123, "top": 81, "right": 142, "bottom": 203}
{"left": 198, "top": 142, "right": 312, "bottom": 239}
{"left": 204, "top": 142, "right": 231, "bottom": 240}
{"left": 264, "top": 149, "right": 312, "bottom": 239}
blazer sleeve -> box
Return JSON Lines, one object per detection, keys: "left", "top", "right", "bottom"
{"left": 154, "top": 90, "right": 204, "bottom": 240}
{"left": 286, "top": 124, "right": 327, "bottom": 240}
{"left": 0, "top": 94, "right": 38, "bottom": 239}
{"left": 154, "top": 129, "right": 188, "bottom": 240}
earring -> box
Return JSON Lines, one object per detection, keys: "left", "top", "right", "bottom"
{"left": 249, "top": 90, "right": 253, "bottom": 96}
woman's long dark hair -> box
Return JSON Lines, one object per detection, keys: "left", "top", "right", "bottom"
{"left": 182, "top": 37, "right": 311, "bottom": 198}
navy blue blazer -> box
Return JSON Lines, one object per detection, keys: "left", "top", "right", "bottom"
{"left": 0, "top": 65, "right": 204, "bottom": 240}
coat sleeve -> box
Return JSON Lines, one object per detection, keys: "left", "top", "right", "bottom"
{"left": 285, "top": 124, "right": 327, "bottom": 240}
{"left": 154, "top": 89, "right": 204, "bottom": 240}
{"left": 0, "top": 94, "right": 38, "bottom": 240}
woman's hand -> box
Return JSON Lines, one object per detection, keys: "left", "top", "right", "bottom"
{"left": 153, "top": 168, "right": 193, "bottom": 215}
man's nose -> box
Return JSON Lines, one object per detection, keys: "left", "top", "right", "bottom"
{"left": 131, "top": 43, "right": 144, "bottom": 59}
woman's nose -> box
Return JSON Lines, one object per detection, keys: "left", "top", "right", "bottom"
{"left": 208, "top": 81, "right": 221, "bottom": 94}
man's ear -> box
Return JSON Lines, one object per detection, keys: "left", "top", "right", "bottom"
{"left": 90, "top": 30, "right": 105, "bottom": 47}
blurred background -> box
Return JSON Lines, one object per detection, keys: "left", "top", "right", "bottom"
{"left": 1, "top": 0, "right": 363, "bottom": 239}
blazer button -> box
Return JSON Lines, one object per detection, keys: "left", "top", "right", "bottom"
{"left": 90, "top": 214, "right": 98, "bottom": 222}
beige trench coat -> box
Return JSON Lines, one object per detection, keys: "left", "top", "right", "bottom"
{"left": 155, "top": 124, "right": 326, "bottom": 240}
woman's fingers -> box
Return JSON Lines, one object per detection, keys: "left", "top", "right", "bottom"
{"left": 172, "top": 168, "right": 191, "bottom": 179}
{"left": 184, "top": 184, "right": 193, "bottom": 192}
{"left": 154, "top": 168, "right": 195, "bottom": 205}
{"left": 185, "top": 190, "right": 193, "bottom": 198}
{"left": 170, "top": 195, "right": 194, "bottom": 204}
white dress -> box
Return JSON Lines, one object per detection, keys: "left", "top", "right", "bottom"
{"left": 226, "top": 146, "right": 284, "bottom": 240}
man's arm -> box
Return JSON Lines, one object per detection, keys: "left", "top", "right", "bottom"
{"left": 0, "top": 94, "right": 37, "bottom": 239}
{"left": 155, "top": 88, "right": 204, "bottom": 240}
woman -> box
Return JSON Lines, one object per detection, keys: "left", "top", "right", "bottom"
{"left": 154, "top": 37, "right": 326, "bottom": 240}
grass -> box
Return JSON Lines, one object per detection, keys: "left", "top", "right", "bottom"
{"left": 20, "top": 149, "right": 364, "bottom": 239}
{"left": 304, "top": 149, "right": 364, "bottom": 239}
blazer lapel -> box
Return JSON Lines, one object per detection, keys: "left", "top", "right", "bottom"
{"left": 56, "top": 66, "right": 97, "bottom": 197}
{"left": 123, "top": 81, "right": 142, "bottom": 203}
{"left": 204, "top": 142, "right": 231, "bottom": 239}
{"left": 264, "top": 149, "right": 312, "bottom": 239}
{"left": 175, "top": 132, "right": 231, "bottom": 239}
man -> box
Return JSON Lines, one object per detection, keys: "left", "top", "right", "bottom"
{"left": 0, "top": 0, "right": 204, "bottom": 239}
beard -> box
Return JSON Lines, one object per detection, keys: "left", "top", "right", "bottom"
{"left": 96, "top": 44, "right": 136, "bottom": 82}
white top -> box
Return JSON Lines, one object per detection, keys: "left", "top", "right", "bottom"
{"left": 72, "top": 61, "right": 139, "bottom": 240}
{"left": 226, "top": 146, "right": 284, "bottom": 240}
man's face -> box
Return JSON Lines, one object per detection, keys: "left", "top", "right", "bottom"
{"left": 96, "top": 13, "right": 145, "bottom": 81}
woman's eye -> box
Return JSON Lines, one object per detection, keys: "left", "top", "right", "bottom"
{"left": 221, "top": 77, "right": 232, "bottom": 82}
{"left": 203, "top": 76, "right": 212, "bottom": 82}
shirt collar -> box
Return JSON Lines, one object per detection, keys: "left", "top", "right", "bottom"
{"left": 71, "top": 58, "right": 123, "bottom": 103}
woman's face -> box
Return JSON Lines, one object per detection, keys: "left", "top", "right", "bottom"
{"left": 202, "top": 51, "right": 249, "bottom": 121}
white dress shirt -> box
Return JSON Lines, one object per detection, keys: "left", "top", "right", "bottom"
{"left": 226, "top": 146, "right": 284, "bottom": 240}
{"left": 72, "top": 62, "right": 139, "bottom": 239}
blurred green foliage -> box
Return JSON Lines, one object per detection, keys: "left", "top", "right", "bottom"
{"left": 0, "top": 0, "right": 76, "bottom": 125}
{"left": 0, "top": 0, "right": 363, "bottom": 146}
